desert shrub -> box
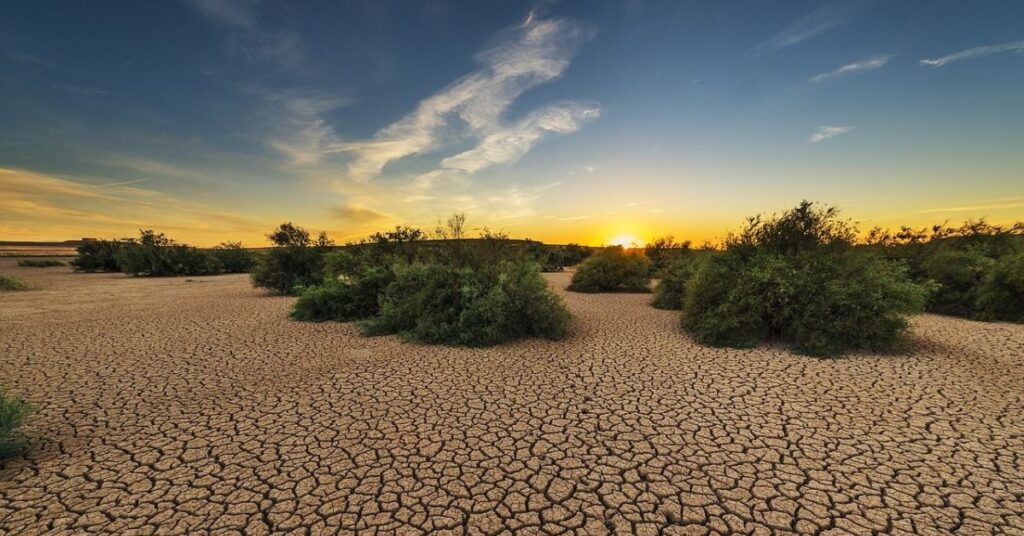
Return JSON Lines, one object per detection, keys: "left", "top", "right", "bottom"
{"left": 645, "top": 236, "right": 691, "bottom": 276}
{"left": 116, "top": 230, "right": 218, "bottom": 277}
{"left": 568, "top": 246, "right": 651, "bottom": 293}
{"left": 975, "top": 253, "right": 1024, "bottom": 322}
{"left": 17, "top": 259, "right": 65, "bottom": 267}
{"left": 363, "top": 261, "right": 570, "bottom": 346}
{"left": 71, "top": 239, "right": 124, "bottom": 272}
{"left": 210, "top": 242, "right": 256, "bottom": 274}
{"left": 560, "top": 243, "right": 592, "bottom": 266}
{"left": 921, "top": 249, "right": 993, "bottom": 317}
{"left": 0, "top": 275, "right": 29, "bottom": 292}
{"left": 651, "top": 254, "right": 701, "bottom": 310}
{"left": 292, "top": 266, "right": 394, "bottom": 322}
{"left": 681, "top": 201, "right": 931, "bottom": 357}
{"left": 250, "top": 223, "right": 333, "bottom": 295}
{"left": 0, "top": 388, "right": 32, "bottom": 459}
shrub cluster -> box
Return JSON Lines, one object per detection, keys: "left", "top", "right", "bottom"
{"left": 680, "top": 201, "right": 931, "bottom": 357}
{"left": 865, "top": 220, "right": 1023, "bottom": 321}
{"left": 17, "top": 259, "right": 65, "bottom": 268}
{"left": 651, "top": 253, "right": 701, "bottom": 310}
{"left": 72, "top": 232, "right": 256, "bottom": 277}
{"left": 644, "top": 236, "right": 691, "bottom": 276}
{"left": 250, "top": 223, "right": 333, "bottom": 294}
{"left": 568, "top": 246, "right": 651, "bottom": 293}
{"left": 290, "top": 215, "right": 572, "bottom": 347}
{"left": 71, "top": 239, "right": 125, "bottom": 272}
{"left": 0, "top": 275, "right": 29, "bottom": 292}
{"left": 0, "top": 388, "right": 32, "bottom": 459}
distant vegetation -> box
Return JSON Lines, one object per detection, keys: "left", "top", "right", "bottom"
{"left": 71, "top": 232, "right": 256, "bottom": 277}
{"left": 288, "top": 214, "right": 571, "bottom": 346}
{"left": 16, "top": 259, "right": 65, "bottom": 268}
{"left": 0, "top": 275, "right": 29, "bottom": 292}
{"left": 864, "top": 220, "right": 1024, "bottom": 322}
{"left": 677, "top": 201, "right": 931, "bottom": 357}
{"left": 568, "top": 246, "right": 651, "bottom": 293}
{"left": 0, "top": 388, "right": 32, "bottom": 459}
{"left": 651, "top": 253, "right": 703, "bottom": 310}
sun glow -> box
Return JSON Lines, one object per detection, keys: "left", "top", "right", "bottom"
{"left": 608, "top": 234, "right": 641, "bottom": 248}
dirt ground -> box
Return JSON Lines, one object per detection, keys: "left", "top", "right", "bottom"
{"left": 1, "top": 259, "right": 1022, "bottom": 535}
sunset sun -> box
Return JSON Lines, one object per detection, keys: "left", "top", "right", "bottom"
{"left": 608, "top": 234, "right": 641, "bottom": 248}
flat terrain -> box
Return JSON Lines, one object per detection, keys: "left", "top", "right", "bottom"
{"left": 1, "top": 259, "right": 1022, "bottom": 535}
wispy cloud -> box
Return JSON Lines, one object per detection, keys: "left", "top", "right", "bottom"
{"left": 920, "top": 40, "right": 1024, "bottom": 68}
{"left": 51, "top": 83, "right": 108, "bottom": 96}
{"left": 186, "top": 0, "right": 305, "bottom": 71}
{"left": 751, "top": 0, "right": 872, "bottom": 56}
{"left": 917, "top": 197, "right": 1024, "bottom": 214}
{"left": 339, "top": 15, "right": 598, "bottom": 182}
{"left": 3, "top": 49, "right": 59, "bottom": 69}
{"left": 329, "top": 204, "right": 389, "bottom": 225}
{"left": 809, "top": 125, "right": 854, "bottom": 143}
{"left": 811, "top": 54, "right": 890, "bottom": 82}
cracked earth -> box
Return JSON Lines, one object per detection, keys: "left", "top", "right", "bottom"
{"left": 1, "top": 259, "right": 1022, "bottom": 535}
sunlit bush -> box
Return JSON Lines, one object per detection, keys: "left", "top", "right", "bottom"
{"left": 0, "top": 387, "right": 32, "bottom": 459}
{"left": 291, "top": 266, "right": 394, "bottom": 322}
{"left": 250, "top": 223, "right": 333, "bottom": 295}
{"left": 363, "top": 261, "right": 570, "bottom": 346}
{"left": 681, "top": 201, "right": 931, "bottom": 357}
{"left": 568, "top": 246, "right": 650, "bottom": 293}
{"left": 0, "top": 275, "right": 29, "bottom": 292}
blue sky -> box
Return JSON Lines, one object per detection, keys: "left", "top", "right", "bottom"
{"left": 2, "top": 0, "right": 1023, "bottom": 245}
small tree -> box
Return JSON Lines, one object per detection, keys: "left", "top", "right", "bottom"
{"left": 250, "top": 223, "right": 332, "bottom": 294}
{"left": 568, "top": 246, "right": 651, "bottom": 293}
{"left": 0, "top": 387, "right": 32, "bottom": 459}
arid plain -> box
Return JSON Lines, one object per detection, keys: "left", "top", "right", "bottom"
{"left": 1, "top": 259, "right": 1022, "bottom": 535}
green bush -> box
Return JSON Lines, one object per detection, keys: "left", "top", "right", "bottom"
{"left": 291, "top": 267, "right": 394, "bottom": 322}
{"left": 921, "top": 249, "right": 993, "bottom": 317}
{"left": 17, "top": 259, "right": 65, "bottom": 267}
{"left": 651, "top": 254, "right": 701, "bottom": 310}
{"left": 115, "top": 230, "right": 217, "bottom": 277}
{"left": 210, "top": 242, "right": 256, "bottom": 274}
{"left": 645, "top": 236, "right": 691, "bottom": 276}
{"left": 681, "top": 201, "right": 931, "bottom": 357}
{"left": 0, "top": 275, "right": 29, "bottom": 292}
{"left": 0, "top": 388, "right": 32, "bottom": 459}
{"left": 568, "top": 246, "right": 651, "bottom": 293}
{"left": 250, "top": 223, "right": 333, "bottom": 295}
{"left": 975, "top": 253, "right": 1024, "bottom": 322}
{"left": 362, "top": 261, "right": 570, "bottom": 346}
{"left": 71, "top": 239, "right": 125, "bottom": 272}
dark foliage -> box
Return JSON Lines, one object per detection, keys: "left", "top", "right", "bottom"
{"left": 17, "top": 259, "right": 65, "bottom": 267}
{"left": 115, "top": 230, "right": 217, "bottom": 277}
{"left": 71, "top": 239, "right": 125, "bottom": 272}
{"left": 568, "top": 246, "right": 651, "bottom": 293}
{"left": 291, "top": 267, "right": 394, "bottom": 322}
{"left": 250, "top": 223, "right": 333, "bottom": 295}
{"left": 975, "top": 253, "right": 1024, "bottom": 322}
{"left": 651, "top": 253, "right": 701, "bottom": 310}
{"left": 210, "top": 242, "right": 256, "bottom": 273}
{"left": 644, "top": 235, "right": 691, "bottom": 276}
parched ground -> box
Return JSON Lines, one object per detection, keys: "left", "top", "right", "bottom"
{"left": 1, "top": 260, "right": 1022, "bottom": 536}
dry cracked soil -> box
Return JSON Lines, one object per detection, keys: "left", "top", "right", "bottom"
{"left": 0, "top": 259, "right": 1022, "bottom": 535}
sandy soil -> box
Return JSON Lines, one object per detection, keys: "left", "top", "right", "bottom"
{"left": 1, "top": 258, "right": 1022, "bottom": 535}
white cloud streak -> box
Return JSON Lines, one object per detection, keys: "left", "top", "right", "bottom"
{"left": 920, "top": 40, "right": 1024, "bottom": 67}
{"left": 809, "top": 125, "right": 854, "bottom": 143}
{"left": 339, "top": 16, "right": 598, "bottom": 182}
{"left": 811, "top": 54, "right": 890, "bottom": 82}
{"left": 186, "top": 0, "right": 305, "bottom": 71}
{"left": 751, "top": 0, "right": 871, "bottom": 56}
